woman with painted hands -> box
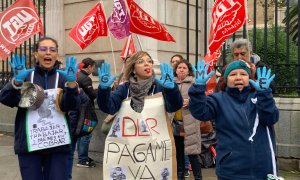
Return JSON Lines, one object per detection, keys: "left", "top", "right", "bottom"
{"left": 188, "top": 60, "right": 279, "bottom": 180}
{"left": 173, "top": 59, "right": 202, "bottom": 180}
{"left": 0, "top": 37, "right": 81, "bottom": 180}
{"left": 97, "top": 51, "right": 182, "bottom": 115}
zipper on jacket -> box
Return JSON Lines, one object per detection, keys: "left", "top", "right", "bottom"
{"left": 44, "top": 72, "right": 48, "bottom": 89}
{"left": 242, "top": 103, "right": 252, "bottom": 138}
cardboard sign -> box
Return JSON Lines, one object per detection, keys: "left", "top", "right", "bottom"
{"left": 103, "top": 93, "right": 176, "bottom": 179}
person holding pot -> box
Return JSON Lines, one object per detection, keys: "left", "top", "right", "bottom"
{"left": 0, "top": 37, "right": 81, "bottom": 180}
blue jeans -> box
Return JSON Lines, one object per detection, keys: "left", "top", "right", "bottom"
{"left": 77, "top": 132, "right": 92, "bottom": 162}
{"left": 185, "top": 155, "right": 190, "bottom": 169}
{"left": 67, "top": 139, "right": 77, "bottom": 180}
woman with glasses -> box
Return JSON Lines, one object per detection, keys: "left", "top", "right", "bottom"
{"left": 0, "top": 36, "right": 81, "bottom": 180}
{"left": 97, "top": 51, "right": 183, "bottom": 179}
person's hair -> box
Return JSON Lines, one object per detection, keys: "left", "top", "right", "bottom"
{"left": 230, "top": 38, "right": 252, "bottom": 54}
{"left": 170, "top": 54, "right": 184, "bottom": 63}
{"left": 34, "top": 37, "right": 58, "bottom": 52}
{"left": 123, "top": 51, "right": 153, "bottom": 80}
{"left": 81, "top": 57, "right": 96, "bottom": 68}
{"left": 173, "top": 59, "right": 194, "bottom": 77}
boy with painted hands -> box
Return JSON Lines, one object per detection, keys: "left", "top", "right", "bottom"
{"left": 189, "top": 59, "right": 279, "bottom": 180}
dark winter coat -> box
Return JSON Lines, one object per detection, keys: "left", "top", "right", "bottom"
{"left": 189, "top": 85, "right": 279, "bottom": 180}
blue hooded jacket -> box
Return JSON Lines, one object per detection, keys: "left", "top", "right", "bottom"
{"left": 0, "top": 64, "right": 80, "bottom": 154}
{"left": 189, "top": 85, "right": 279, "bottom": 180}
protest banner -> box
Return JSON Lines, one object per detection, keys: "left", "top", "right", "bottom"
{"left": 103, "top": 93, "right": 176, "bottom": 179}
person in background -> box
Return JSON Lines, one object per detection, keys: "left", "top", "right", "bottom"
{"left": 0, "top": 37, "right": 80, "bottom": 180}
{"left": 76, "top": 57, "right": 97, "bottom": 168}
{"left": 170, "top": 54, "right": 184, "bottom": 68}
{"left": 189, "top": 60, "right": 279, "bottom": 180}
{"left": 170, "top": 54, "right": 191, "bottom": 177}
{"left": 173, "top": 59, "right": 202, "bottom": 180}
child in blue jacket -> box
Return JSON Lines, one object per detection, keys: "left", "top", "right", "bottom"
{"left": 188, "top": 60, "right": 279, "bottom": 180}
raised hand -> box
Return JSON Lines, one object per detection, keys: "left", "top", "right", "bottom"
{"left": 249, "top": 66, "right": 275, "bottom": 91}
{"left": 192, "top": 59, "right": 215, "bottom": 85}
{"left": 155, "top": 63, "right": 175, "bottom": 89}
{"left": 8, "top": 54, "right": 34, "bottom": 83}
{"left": 57, "top": 56, "right": 79, "bottom": 82}
{"left": 98, "top": 62, "right": 116, "bottom": 89}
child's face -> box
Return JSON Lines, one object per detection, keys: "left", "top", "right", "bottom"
{"left": 227, "top": 69, "right": 249, "bottom": 91}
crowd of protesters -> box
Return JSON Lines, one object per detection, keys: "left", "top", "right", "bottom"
{"left": 0, "top": 37, "right": 280, "bottom": 180}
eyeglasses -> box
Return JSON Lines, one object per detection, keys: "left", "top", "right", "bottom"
{"left": 38, "top": 46, "right": 58, "bottom": 53}
{"left": 136, "top": 58, "right": 154, "bottom": 65}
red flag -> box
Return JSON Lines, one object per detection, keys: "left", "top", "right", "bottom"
{"left": 208, "top": 0, "right": 246, "bottom": 57}
{"left": 0, "top": 0, "right": 44, "bottom": 60}
{"left": 120, "top": 34, "right": 136, "bottom": 60}
{"left": 126, "top": 0, "right": 175, "bottom": 42}
{"left": 69, "top": 2, "right": 108, "bottom": 50}
{"left": 107, "top": 0, "right": 131, "bottom": 40}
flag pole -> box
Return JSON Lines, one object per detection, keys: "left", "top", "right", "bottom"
{"left": 135, "top": 34, "right": 143, "bottom": 51}
{"left": 100, "top": 0, "right": 117, "bottom": 75}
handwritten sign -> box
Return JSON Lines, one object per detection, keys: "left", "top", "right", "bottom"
{"left": 103, "top": 93, "right": 176, "bottom": 179}
{"left": 26, "top": 89, "right": 71, "bottom": 152}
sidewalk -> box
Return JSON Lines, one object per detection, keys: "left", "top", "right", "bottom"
{"left": 0, "top": 133, "right": 217, "bottom": 180}
{"left": 1, "top": 133, "right": 299, "bottom": 180}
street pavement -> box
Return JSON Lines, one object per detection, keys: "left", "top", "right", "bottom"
{"left": 1, "top": 133, "right": 299, "bottom": 180}
{"left": 0, "top": 133, "right": 217, "bottom": 180}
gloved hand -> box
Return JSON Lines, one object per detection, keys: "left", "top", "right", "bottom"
{"left": 57, "top": 56, "right": 79, "bottom": 82}
{"left": 249, "top": 66, "right": 275, "bottom": 91}
{"left": 155, "top": 63, "right": 175, "bottom": 89}
{"left": 192, "top": 59, "right": 215, "bottom": 85}
{"left": 8, "top": 54, "right": 34, "bottom": 83}
{"left": 98, "top": 62, "right": 116, "bottom": 89}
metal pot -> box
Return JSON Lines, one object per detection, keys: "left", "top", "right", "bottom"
{"left": 19, "top": 82, "right": 44, "bottom": 110}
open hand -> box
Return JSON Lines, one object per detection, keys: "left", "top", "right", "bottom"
{"left": 57, "top": 56, "right": 79, "bottom": 82}
{"left": 8, "top": 54, "right": 34, "bottom": 83}
{"left": 98, "top": 62, "right": 116, "bottom": 89}
{"left": 249, "top": 66, "right": 275, "bottom": 91}
{"left": 155, "top": 63, "right": 175, "bottom": 89}
{"left": 192, "top": 59, "right": 215, "bottom": 85}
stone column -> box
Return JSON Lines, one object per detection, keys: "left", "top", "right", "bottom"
{"left": 45, "top": 0, "right": 65, "bottom": 56}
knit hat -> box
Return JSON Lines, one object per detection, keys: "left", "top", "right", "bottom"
{"left": 224, "top": 60, "right": 251, "bottom": 79}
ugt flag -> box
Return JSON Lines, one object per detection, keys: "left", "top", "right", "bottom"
{"left": 107, "top": 0, "right": 130, "bottom": 40}
{"left": 126, "top": 0, "right": 175, "bottom": 42}
{"left": 0, "top": 0, "right": 44, "bottom": 60}
{"left": 69, "top": 2, "right": 108, "bottom": 50}
{"left": 120, "top": 34, "right": 136, "bottom": 60}
{"left": 208, "top": 0, "right": 246, "bottom": 56}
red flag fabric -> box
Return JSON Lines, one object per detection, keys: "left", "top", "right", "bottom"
{"left": 0, "top": 0, "right": 44, "bottom": 60}
{"left": 107, "top": 0, "right": 131, "bottom": 40}
{"left": 69, "top": 2, "right": 108, "bottom": 50}
{"left": 126, "top": 0, "right": 175, "bottom": 42}
{"left": 120, "top": 34, "right": 136, "bottom": 60}
{"left": 208, "top": 0, "right": 246, "bottom": 54}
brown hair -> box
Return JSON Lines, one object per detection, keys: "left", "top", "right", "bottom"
{"left": 173, "top": 59, "right": 194, "bottom": 77}
{"left": 170, "top": 54, "right": 184, "bottom": 63}
{"left": 123, "top": 51, "right": 153, "bottom": 80}
{"left": 82, "top": 57, "right": 96, "bottom": 68}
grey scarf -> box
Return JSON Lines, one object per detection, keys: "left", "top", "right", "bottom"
{"left": 129, "top": 75, "right": 154, "bottom": 113}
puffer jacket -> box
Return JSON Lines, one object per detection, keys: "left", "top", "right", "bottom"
{"left": 0, "top": 65, "right": 80, "bottom": 154}
{"left": 175, "top": 76, "right": 201, "bottom": 155}
{"left": 189, "top": 84, "right": 279, "bottom": 180}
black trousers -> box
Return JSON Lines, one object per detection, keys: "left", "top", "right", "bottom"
{"left": 174, "top": 136, "right": 202, "bottom": 180}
